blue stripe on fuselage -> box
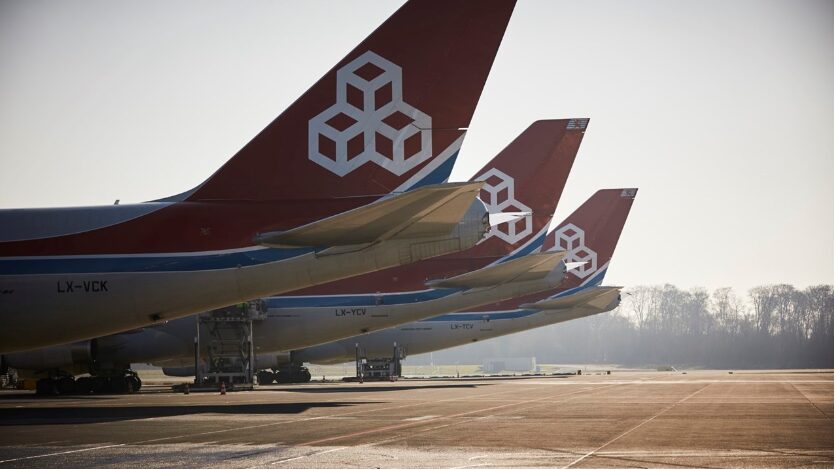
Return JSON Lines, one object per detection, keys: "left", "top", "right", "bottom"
{"left": 422, "top": 308, "right": 539, "bottom": 322}
{"left": 265, "top": 287, "right": 462, "bottom": 309}
{"left": 0, "top": 246, "right": 314, "bottom": 275}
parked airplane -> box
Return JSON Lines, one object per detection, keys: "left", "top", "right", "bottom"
{"left": 3, "top": 118, "right": 586, "bottom": 391}
{"left": 287, "top": 188, "right": 637, "bottom": 369}
{"left": 149, "top": 119, "right": 587, "bottom": 380}
{"left": 0, "top": 0, "right": 516, "bottom": 353}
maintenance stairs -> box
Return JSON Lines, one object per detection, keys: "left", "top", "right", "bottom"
{"left": 177, "top": 300, "right": 266, "bottom": 392}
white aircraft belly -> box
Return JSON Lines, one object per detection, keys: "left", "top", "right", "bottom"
{"left": 253, "top": 277, "right": 561, "bottom": 354}
{"left": 0, "top": 230, "right": 472, "bottom": 354}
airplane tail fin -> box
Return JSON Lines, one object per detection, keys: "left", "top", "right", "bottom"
{"left": 468, "top": 118, "right": 587, "bottom": 259}
{"left": 543, "top": 188, "right": 638, "bottom": 288}
{"left": 459, "top": 188, "right": 635, "bottom": 313}
{"left": 175, "top": 0, "right": 516, "bottom": 204}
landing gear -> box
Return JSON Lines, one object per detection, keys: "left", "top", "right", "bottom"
{"left": 256, "top": 370, "right": 275, "bottom": 385}
{"left": 34, "top": 370, "right": 142, "bottom": 396}
{"left": 75, "top": 376, "right": 94, "bottom": 394}
{"left": 255, "top": 365, "right": 312, "bottom": 385}
{"left": 36, "top": 378, "right": 58, "bottom": 395}
{"left": 277, "top": 366, "right": 311, "bottom": 384}
{"left": 56, "top": 376, "right": 76, "bottom": 395}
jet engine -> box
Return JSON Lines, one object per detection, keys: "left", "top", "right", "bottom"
{"left": 2, "top": 340, "right": 94, "bottom": 371}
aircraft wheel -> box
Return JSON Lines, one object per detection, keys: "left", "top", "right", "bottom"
{"left": 75, "top": 377, "right": 94, "bottom": 394}
{"left": 257, "top": 371, "right": 274, "bottom": 385}
{"left": 56, "top": 376, "right": 76, "bottom": 395}
{"left": 91, "top": 376, "right": 109, "bottom": 394}
{"left": 35, "top": 378, "right": 57, "bottom": 396}
{"left": 109, "top": 377, "right": 128, "bottom": 394}
{"left": 299, "top": 369, "right": 312, "bottom": 383}
{"left": 127, "top": 375, "right": 141, "bottom": 392}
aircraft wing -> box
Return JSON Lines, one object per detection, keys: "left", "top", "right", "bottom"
{"left": 520, "top": 286, "right": 622, "bottom": 311}
{"left": 425, "top": 250, "right": 567, "bottom": 289}
{"left": 255, "top": 182, "right": 483, "bottom": 248}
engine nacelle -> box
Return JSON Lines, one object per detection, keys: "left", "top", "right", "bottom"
{"left": 607, "top": 294, "right": 622, "bottom": 312}
{"left": 3, "top": 340, "right": 94, "bottom": 371}
{"left": 457, "top": 198, "right": 491, "bottom": 248}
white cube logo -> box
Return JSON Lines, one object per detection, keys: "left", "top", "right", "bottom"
{"left": 554, "top": 223, "right": 598, "bottom": 278}
{"left": 308, "top": 51, "right": 433, "bottom": 176}
{"left": 476, "top": 168, "right": 532, "bottom": 244}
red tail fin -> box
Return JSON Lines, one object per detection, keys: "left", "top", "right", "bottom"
{"left": 469, "top": 119, "right": 587, "bottom": 257}
{"left": 284, "top": 118, "right": 584, "bottom": 295}
{"left": 544, "top": 188, "right": 638, "bottom": 287}
{"left": 471, "top": 188, "right": 636, "bottom": 312}
{"left": 185, "top": 0, "right": 516, "bottom": 203}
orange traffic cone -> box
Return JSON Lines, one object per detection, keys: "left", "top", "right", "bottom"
{"left": 220, "top": 382, "right": 226, "bottom": 395}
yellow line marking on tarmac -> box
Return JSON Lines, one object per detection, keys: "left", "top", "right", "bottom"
{"left": 563, "top": 383, "right": 711, "bottom": 468}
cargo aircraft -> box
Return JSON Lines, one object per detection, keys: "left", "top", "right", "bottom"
{"left": 0, "top": 0, "right": 517, "bottom": 353}
{"left": 282, "top": 188, "right": 637, "bottom": 370}
{"left": 3, "top": 118, "right": 586, "bottom": 391}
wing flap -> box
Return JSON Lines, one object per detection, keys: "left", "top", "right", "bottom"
{"left": 255, "top": 182, "right": 483, "bottom": 247}
{"left": 425, "top": 250, "right": 566, "bottom": 289}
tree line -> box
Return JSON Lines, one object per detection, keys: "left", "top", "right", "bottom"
{"left": 415, "top": 284, "right": 834, "bottom": 369}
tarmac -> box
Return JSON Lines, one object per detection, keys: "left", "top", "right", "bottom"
{"left": 0, "top": 370, "right": 832, "bottom": 468}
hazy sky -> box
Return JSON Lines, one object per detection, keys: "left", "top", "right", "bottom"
{"left": 0, "top": 0, "right": 832, "bottom": 294}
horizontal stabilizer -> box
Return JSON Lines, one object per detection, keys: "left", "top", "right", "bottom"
{"left": 521, "top": 286, "right": 621, "bottom": 311}
{"left": 255, "top": 182, "right": 483, "bottom": 247}
{"left": 426, "top": 250, "right": 566, "bottom": 289}
{"left": 539, "top": 301, "right": 618, "bottom": 325}
{"left": 520, "top": 286, "right": 621, "bottom": 310}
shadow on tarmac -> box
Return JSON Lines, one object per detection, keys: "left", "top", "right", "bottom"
{"left": 269, "top": 383, "right": 487, "bottom": 393}
{"left": 0, "top": 401, "right": 376, "bottom": 426}
{"left": 0, "top": 392, "right": 120, "bottom": 401}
